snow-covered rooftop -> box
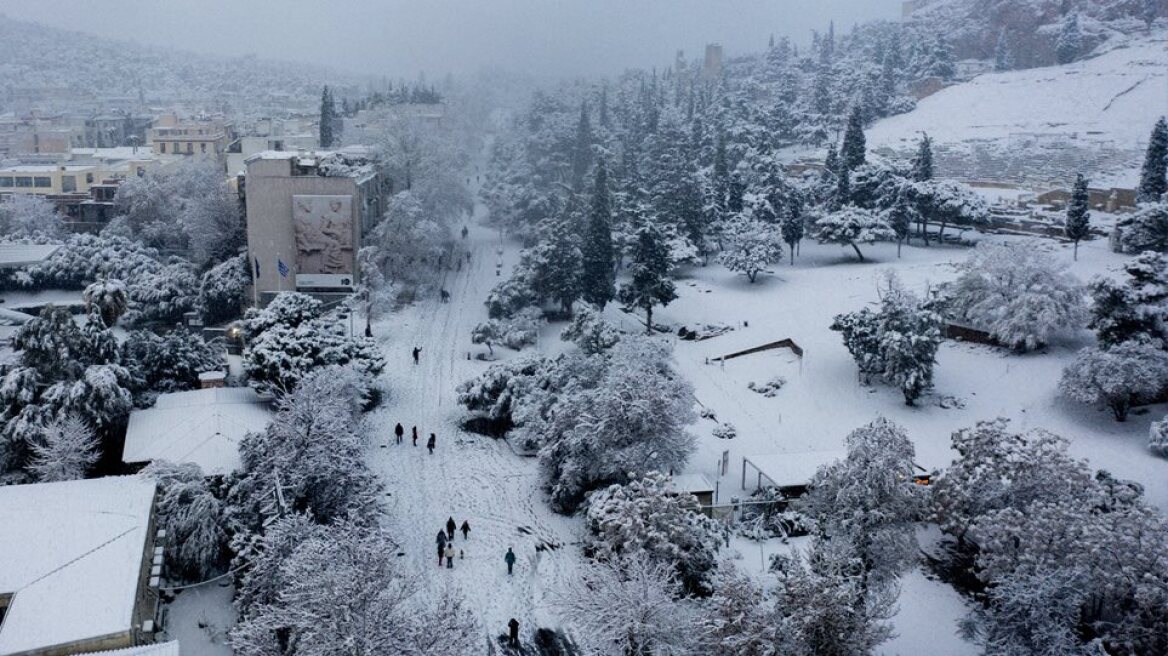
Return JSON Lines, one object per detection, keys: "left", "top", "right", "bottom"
{"left": 0, "top": 477, "right": 157, "bottom": 655}
{"left": 122, "top": 387, "right": 272, "bottom": 475}
{"left": 669, "top": 473, "right": 715, "bottom": 494}
{"left": 77, "top": 641, "right": 181, "bottom": 656}
{"left": 742, "top": 450, "right": 846, "bottom": 490}
{"left": 0, "top": 244, "right": 60, "bottom": 269}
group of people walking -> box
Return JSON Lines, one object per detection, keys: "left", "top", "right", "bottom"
{"left": 394, "top": 422, "right": 437, "bottom": 454}
{"left": 436, "top": 516, "right": 472, "bottom": 568}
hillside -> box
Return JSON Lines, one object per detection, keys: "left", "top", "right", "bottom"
{"left": 0, "top": 14, "right": 356, "bottom": 114}
{"left": 867, "top": 30, "right": 1168, "bottom": 188}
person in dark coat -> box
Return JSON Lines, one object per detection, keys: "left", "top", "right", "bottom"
{"left": 460, "top": 520, "right": 470, "bottom": 539}
{"left": 394, "top": 423, "right": 404, "bottom": 444}
{"left": 446, "top": 517, "right": 456, "bottom": 541}
{"left": 412, "top": 426, "right": 418, "bottom": 446}
{"left": 427, "top": 433, "right": 436, "bottom": 454}
{"left": 437, "top": 542, "right": 445, "bottom": 567}
{"left": 505, "top": 547, "right": 516, "bottom": 575}
{"left": 412, "top": 346, "right": 421, "bottom": 365}
{"left": 508, "top": 618, "right": 520, "bottom": 647}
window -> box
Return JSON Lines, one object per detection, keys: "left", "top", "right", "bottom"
{"left": 200, "top": 142, "right": 206, "bottom": 154}
{"left": 15, "top": 177, "right": 32, "bottom": 188}
{"left": 34, "top": 177, "right": 51, "bottom": 188}
{"left": 62, "top": 175, "right": 76, "bottom": 193}
{"left": 86, "top": 173, "right": 94, "bottom": 184}
{"left": 186, "top": 142, "right": 193, "bottom": 154}
{"left": 159, "top": 142, "right": 166, "bottom": 153}
{"left": 0, "top": 177, "right": 12, "bottom": 187}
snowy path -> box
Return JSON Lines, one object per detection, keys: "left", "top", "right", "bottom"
{"left": 364, "top": 183, "right": 582, "bottom": 644}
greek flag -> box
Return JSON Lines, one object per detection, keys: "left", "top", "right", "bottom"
{"left": 253, "top": 256, "right": 260, "bottom": 278}
{"left": 277, "top": 259, "right": 289, "bottom": 278}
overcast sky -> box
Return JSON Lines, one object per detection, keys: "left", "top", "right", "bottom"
{"left": 0, "top": 0, "right": 903, "bottom": 79}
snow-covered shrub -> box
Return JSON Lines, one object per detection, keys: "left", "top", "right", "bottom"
{"left": 124, "top": 260, "right": 199, "bottom": 325}
{"left": 560, "top": 303, "right": 620, "bottom": 354}
{"left": 948, "top": 241, "right": 1087, "bottom": 351}
{"left": 176, "top": 161, "right": 245, "bottom": 265}
{"left": 140, "top": 460, "right": 228, "bottom": 582}
{"left": 553, "top": 557, "right": 700, "bottom": 656}
{"left": 230, "top": 520, "right": 479, "bottom": 656}
{"left": 738, "top": 486, "right": 813, "bottom": 541}
{"left": 0, "top": 194, "right": 64, "bottom": 241}
{"left": 39, "top": 363, "right": 134, "bottom": 435}
{"left": 1151, "top": 416, "right": 1168, "bottom": 457}
{"left": 199, "top": 255, "right": 248, "bottom": 325}
{"left": 28, "top": 414, "right": 99, "bottom": 482}
{"left": 1059, "top": 341, "right": 1168, "bottom": 421}
{"left": 18, "top": 233, "right": 161, "bottom": 290}
{"left": 243, "top": 320, "right": 383, "bottom": 396}
{"left": 241, "top": 291, "right": 322, "bottom": 339}
{"left": 906, "top": 179, "right": 989, "bottom": 243}
{"left": 1117, "top": 202, "right": 1168, "bottom": 254}
{"left": 799, "top": 418, "right": 926, "bottom": 584}
{"left": 455, "top": 355, "right": 549, "bottom": 427}
{"left": 121, "top": 328, "right": 223, "bottom": 398}
{"left": 712, "top": 422, "right": 737, "bottom": 440}
{"left": 747, "top": 376, "right": 786, "bottom": 397}
{"left": 362, "top": 190, "right": 452, "bottom": 290}
{"left": 485, "top": 266, "right": 540, "bottom": 319}
{"left": 471, "top": 306, "right": 544, "bottom": 352}
{"left": 1088, "top": 251, "right": 1168, "bottom": 348}
{"left": 538, "top": 337, "right": 697, "bottom": 513}
{"left": 584, "top": 471, "right": 727, "bottom": 596}
{"left": 719, "top": 217, "right": 783, "bottom": 283}
{"left": 814, "top": 205, "right": 896, "bottom": 262}
{"left": 83, "top": 278, "right": 129, "bottom": 327}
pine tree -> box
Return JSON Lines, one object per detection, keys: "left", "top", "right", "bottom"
{"left": 841, "top": 106, "right": 867, "bottom": 172}
{"left": 581, "top": 160, "right": 616, "bottom": 308}
{"left": 571, "top": 102, "right": 594, "bottom": 187}
{"left": 888, "top": 193, "right": 915, "bottom": 257}
{"left": 823, "top": 142, "right": 841, "bottom": 179}
{"left": 599, "top": 85, "right": 610, "bottom": 129}
{"left": 1138, "top": 117, "right": 1168, "bottom": 203}
{"left": 911, "top": 133, "right": 934, "bottom": 182}
{"left": 1065, "top": 173, "right": 1091, "bottom": 261}
{"left": 618, "top": 224, "right": 677, "bottom": 334}
{"left": 319, "top": 86, "right": 335, "bottom": 148}
{"left": 993, "top": 29, "right": 1014, "bottom": 72}
{"left": 833, "top": 168, "right": 852, "bottom": 211}
{"left": 1055, "top": 12, "right": 1083, "bottom": 65}
{"left": 780, "top": 207, "right": 805, "bottom": 265}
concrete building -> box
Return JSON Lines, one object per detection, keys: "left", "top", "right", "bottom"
{"left": 244, "top": 148, "right": 386, "bottom": 301}
{"left": 0, "top": 477, "right": 162, "bottom": 655}
{"left": 225, "top": 133, "right": 317, "bottom": 177}
{"left": 147, "top": 114, "right": 235, "bottom": 160}
{"left": 0, "top": 148, "right": 179, "bottom": 199}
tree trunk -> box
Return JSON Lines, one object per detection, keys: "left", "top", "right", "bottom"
{"left": 747, "top": 270, "right": 757, "bottom": 283}
{"left": 1073, "top": 240, "right": 1079, "bottom": 261}
{"left": 938, "top": 220, "right": 947, "bottom": 245}
{"left": 851, "top": 242, "right": 865, "bottom": 262}
{"left": 897, "top": 239, "right": 903, "bottom": 258}
{"left": 790, "top": 247, "right": 795, "bottom": 265}
{"left": 644, "top": 305, "right": 653, "bottom": 335}
{"left": 1112, "top": 400, "right": 1128, "bottom": 422}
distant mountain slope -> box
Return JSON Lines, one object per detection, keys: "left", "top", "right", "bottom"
{"left": 0, "top": 14, "right": 355, "bottom": 112}
{"left": 867, "top": 31, "right": 1168, "bottom": 188}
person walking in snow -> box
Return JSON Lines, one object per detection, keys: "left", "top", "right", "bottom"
{"left": 394, "top": 423, "right": 404, "bottom": 444}
{"left": 437, "top": 531, "right": 447, "bottom": 566}
{"left": 460, "top": 520, "right": 470, "bottom": 540}
{"left": 505, "top": 547, "right": 516, "bottom": 575}
{"left": 427, "top": 433, "right": 436, "bottom": 454}
{"left": 461, "top": 225, "right": 469, "bottom": 239}
{"left": 445, "top": 543, "right": 456, "bottom": 569}
{"left": 412, "top": 346, "right": 421, "bottom": 365}
{"left": 446, "top": 517, "right": 456, "bottom": 541}
{"left": 508, "top": 618, "right": 520, "bottom": 647}
{"left": 412, "top": 426, "right": 418, "bottom": 446}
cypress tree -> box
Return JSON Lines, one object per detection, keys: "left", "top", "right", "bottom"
{"left": 911, "top": 133, "right": 934, "bottom": 182}
{"left": 1055, "top": 12, "right": 1082, "bottom": 65}
{"left": 319, "top": 86, "right": 335, "bottom": 148}
{"left": 618, "top": 224, "right": 676, "bottom": 335}
{"left": 1137, "top": 117, "right": 1168, "bottom": 203}
{"left": 1065, "top": 173, "right": 1091, "bottom": 261}
{"left": 571, "top": 103, "right": 594, "bottom": 187}
{"left": 581, "top": 160, "right": 616, "bottom": 309}
{"left": 841, "top": 105, "right": 867, "bottom": 172}
{"left": 994, "top": 29, "right": 1014, "bottom": 72}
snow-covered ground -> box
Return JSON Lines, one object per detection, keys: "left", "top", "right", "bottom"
{"left": 163, "top": 583, "right": 235, "bottom": 656}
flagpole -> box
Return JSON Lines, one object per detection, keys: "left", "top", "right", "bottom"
{"left": 252, "top": 256, "right": 259, "bottom": 308}
{"left": 277, "top": 252, "right": 283, "bottom": 293}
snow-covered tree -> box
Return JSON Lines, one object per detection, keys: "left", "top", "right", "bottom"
{"left": 911, "top": 133, "right": 933, "bottom": 182}
{"left": 0, "top": 194, "right": 64, "bottom": 241}
{"left": 231, "top": 520, "right": 479, "bottom": 656}
{"left": 28, "top": 414, "right": 99, "bottom": 482}
{"left": 840, "top": 105, "right": 867, "bottom": 172}
{"left": 1137, "top": 117, "right": 1167, "bottom": 203}
{"left": 1088, "top": 251, "right": 1168, "bottom": 348}
{"left": 948, "top": 241, "right": 1087, "bottom": 351}
{"left": 814, "top": 205, "right": 896, "bottom": 262}
{"left": 800, "top": 418, "right": 925, "bottom": 585}
{"left": 485, "top": 260, "right": 540, "bottom": 319}
{"left": 560, "top": 303, "right": 621, "bottom": 354}
{"left": 886, "top": 193, "right": 916, "bottom": 256}
{"left": 538, "top": 337, "right": 696, "bottom": 512}
{"left": 1150, "top": 415, "right": 1168, "bottom": 457}
{"left": 456, "top": 355, "right": 550, "bottom": 428}
{"left": 243, "top": 320, "right": 384, "bottom": 396}
{"left": 318, "top": 85, "right": 336, "bottom": 148}
{"left": 719, "top": 217, "right": 783, "bottom": 283}
{"left": 830, "top": 307, "right": 884, "bottom": 384}
{"left": 140, "top": 460, "right": 228, "bottom": 581}
{"left": 993, "top": 29, "right": 1014, "bottom": 72}
{"left": 1065, "top": 173, "right": 1091, "bottom": 260}
{"left": 242, "top": 291, "right": 322, "bottom": 339}
{"left": 581, "top": 159, "right": 616, "bottom": 308}
{"left": 362, "top": 190, "right": 451, "bottom": 291}
{"left": 585, "top": 471, "right": 727, "bottom": 595}
{"left": 906, "top": 179, "right": 988, "bottom": 245}
{"left": 780, "top": 208, "right": 805, "bottom": 265}
{"left": 83, "top": 278, "right": 129, "bottom": 327}
{"left": 554, "top": 557, "right": 701, "bottom": 656}
{"left": 199, "top": 255, "right": 248, "bottom": 325}
{"left": 471, "top": 306, "right": 544, "bottom": 353}
{"left": 121, "top": 328, "right": 223, "bottom": 397}
{"left": 175, "top": 161, "right": 245, "bottom": 266}
{"left": 1117, "top": 202, "right": 1168, "bottom": 253}
{"left": 1055, "top": 12, "right": 1083, "bottom": 64}
{"left": 1060, "top": 341, "right": 1168, "bottom": 421}
{"left": 618, "top": 223, "right": 677, "bottom": 334}
{"left": 528, "top": 218, "right": 583, "bottom": 316}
